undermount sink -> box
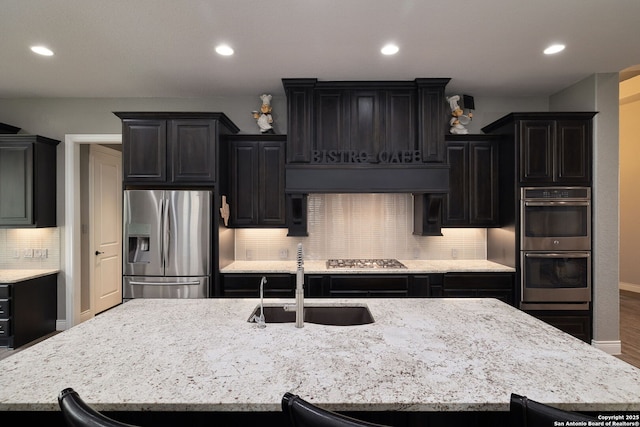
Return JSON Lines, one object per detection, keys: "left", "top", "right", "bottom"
{"left": 247, "top": 304, "right": 375, "bottom": 326}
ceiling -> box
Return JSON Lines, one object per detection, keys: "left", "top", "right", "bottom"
{"left": 2, "top": 0, "right": 639, "bottom": 99}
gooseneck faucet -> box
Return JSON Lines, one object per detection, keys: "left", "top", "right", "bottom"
{"left": 295, "top": 243, "right": 304, "bottom": 328}
{"left": 254, "top": 276, "right": 267, "bottom": 328}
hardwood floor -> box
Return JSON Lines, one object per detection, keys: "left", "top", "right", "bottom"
{"left": 2, "top": 292, "right": 640, "bottom": 369}
{"left": 616, "top": 290, "right": 640, "bottom": 369}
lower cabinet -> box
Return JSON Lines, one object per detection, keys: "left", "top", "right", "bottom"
{"left": 221, "top": 273, "right": 446, "bottom": 298}
{"left": 443, "top": 273, "right": 515, "bottom": 305}
{"left": 524, "top": 310, "right": 592, "bottom": 343}
{"left": 220, "top": 274, "right": 295, "bottom": 298}
{"left": 0, "top": 274, "right": 57, "bottom": 349}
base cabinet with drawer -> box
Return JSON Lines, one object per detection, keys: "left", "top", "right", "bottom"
{"left": 0, "top": 274, "right": 57, "bottom": 349}
{"left": 442, "top": 273, "right": 515, "bottom": 305}
{"left": 524, "top": 310, "right": 592, "bottom": 343}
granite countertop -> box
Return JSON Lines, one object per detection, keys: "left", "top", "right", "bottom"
{"left": 0, "top": 298, "right": 638, "bottom": 413}
{"left": 220, "top": 259, "right": 515, "bottom": 274}
{"left": 0, "top": 269, "right": 60, "bottom": 283}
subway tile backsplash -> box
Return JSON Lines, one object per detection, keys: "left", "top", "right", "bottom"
{"left": 235, "top": 194, "right": 486, "bottom": 260}
{"left": 0, "top": 228, "right": 61, "bottom": 269}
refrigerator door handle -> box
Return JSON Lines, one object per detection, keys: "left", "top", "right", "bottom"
{"left": 158, "top": 198, "right": 165, "bottom": 270}
{"left": 163, "top": 196, "right": 170, "bottom": 269}
{"left": 129, "top": 281, "right": 202, "bottom": 286}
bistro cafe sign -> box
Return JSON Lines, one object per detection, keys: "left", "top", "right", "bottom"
{"left": 311, "top": 149, "right": 422, "bottom": 164}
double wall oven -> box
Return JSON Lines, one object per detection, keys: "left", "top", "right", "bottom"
{"left": 520, "top": 187, "right": 591, "bottom": 310}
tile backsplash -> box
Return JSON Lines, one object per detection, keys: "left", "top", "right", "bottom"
{"left": 235, "top": 194, "right": 486, "bottom": 260}
{"left": 0, "top": 228, "right": 61, "bottom": 269}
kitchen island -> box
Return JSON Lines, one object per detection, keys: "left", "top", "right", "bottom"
{"left": 0, "top": 298, "right": 638, "bottom": 426}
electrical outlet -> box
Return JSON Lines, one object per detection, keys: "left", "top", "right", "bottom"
{"left": 279, "top": 248, "right": 289, "bottom": 259}
{"left": 23, "top": 248, "right": 33, "bottom": 258}
{"left": 12, "top": 250, "right": 20, "bottom": 259}
{"left": 34, "top": 249, "right": 43, "bottom": 258}
{"left": 42, "top": 249, "right": 48, "bottom": 259}
{"left": 451, "top": 248, "right": 458, "bottom": 259}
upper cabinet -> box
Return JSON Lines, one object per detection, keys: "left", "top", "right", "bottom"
{"left": 227, "top": 134, "right": 286, "bottom": 227}
{"left": 443, "top": 135, "right": 500, "bottom": 227}
{"left": 482, "top": 112, "right": 596, "bottom": 186}
{"left": 0, "top": 135, "right": 59, "bottom": 227}
{"left": 115, "top": 112, "right": 239, "bottom": 186}
{"left": 282, "top": 78, "right": 450, "bottom": 164}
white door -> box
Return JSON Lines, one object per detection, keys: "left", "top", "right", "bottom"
{"left": 90, "top": 145, "right": 123, "bottom": 314}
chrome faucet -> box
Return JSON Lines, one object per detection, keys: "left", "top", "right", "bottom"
{"left": 252, "top": 276, "right": 267, "bottom": 328}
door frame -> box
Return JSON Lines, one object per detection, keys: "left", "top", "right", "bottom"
{"left": 64, "top": 134, "right": 122, "bottom": 328}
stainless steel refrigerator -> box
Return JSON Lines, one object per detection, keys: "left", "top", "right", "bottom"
{"left": 123, "top": 190, "right": 211, "bottom": 299}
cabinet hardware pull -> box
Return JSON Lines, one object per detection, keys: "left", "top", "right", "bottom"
{"left": 95, "top": 251, "right": 104, "bottom": 256}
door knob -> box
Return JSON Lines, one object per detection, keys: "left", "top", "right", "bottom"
{"left": 95, "top": 250, "right": 104, "bottom": 255}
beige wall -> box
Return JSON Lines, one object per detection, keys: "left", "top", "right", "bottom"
{"left": 620, "top": 75, "right": 640, "bottom": 291}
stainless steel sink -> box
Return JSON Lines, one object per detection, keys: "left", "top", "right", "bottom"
{"left": 247, "top": 304, "right": 375, "bottom": 326}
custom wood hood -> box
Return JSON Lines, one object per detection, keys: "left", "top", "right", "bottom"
{"left": 282, "top": 78, "right": 451, "bottom": 193}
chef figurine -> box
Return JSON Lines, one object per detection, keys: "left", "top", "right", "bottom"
{"left": 446, "top": 95, "right": 471, "bottom": 135}
{"left": 252, "top": 94, "right": 275, "bottom": 134}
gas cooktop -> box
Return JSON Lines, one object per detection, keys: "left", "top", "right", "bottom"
{"left": 326, "top": 259, "right": 407, "bottom": 269}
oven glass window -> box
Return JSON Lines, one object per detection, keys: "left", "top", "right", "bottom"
{"left": 523, "top": 205, "right": 588, "bottom": 238}
{"left": 523, "top": 255, "right": 588, "bottom": 289}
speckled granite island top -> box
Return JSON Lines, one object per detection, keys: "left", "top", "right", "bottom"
{"left": 221, "top": 259, "right": 515, "bottom": 274}
{"left": 0, "top": 298, "right": 638, "bottom": 413}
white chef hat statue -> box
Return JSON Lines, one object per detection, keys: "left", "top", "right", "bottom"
{"left": 252, "top": 94, "right": 275, "bottom": 134}
{"left": 446, "top": 95, "right": 472, "bottom": 135}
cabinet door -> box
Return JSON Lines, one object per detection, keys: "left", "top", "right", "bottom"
{"left": 315, "top": 90, "right": 349, "bottom": 153}
{"left": 519, "top": 120, "right": 554, "bottom": 183}
{"left": 384, "top": 90, "right": 416, "bottom": 153}
{"left": 229, "top": 138, "right": 286, "bottom": 227}
{"left": 469, "top": 141, "right": 498, "bottom": 225}
{"left": 443, "top": 142, "right": 469, "bottom": 225}
{"left": 259, "top": 141, "right": 286, "bottom": 226}
{"left": 0, "top": 143, "right": 32, "bottom": 225}
{"left": 555, "top": 120, "right": 591, "bottom": 184}
{"left": 230, "top": 142, "right": 258, "bottom": 226}
{"left": 350, "top": 90, "right": 381, "bottom": 154}
{"left": 122, "top": 120, "right": 166, "bottom": 183}
{"left": 170, "top": 119, "right": 217, "bottom": 183}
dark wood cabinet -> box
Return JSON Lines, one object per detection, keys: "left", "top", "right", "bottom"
{"left": 519, "top": 119, "right": 592, "bottom": 184}
{"left": 443, "top": 273, "right": 515, "bottom": 305}
{"left": 115, "top": 112, "right": 239, "bottom": 186}
{"left": 228, "top": 135, "right": 285, "bottom": 227}
{"left": 220, "top": 274, "right": 295, "bottom": 298}
{"left": 524, "top": 310, "right": 592, "bottom": 343}
{"left": 0, "top": 135, "right": 59, "bottom": 227}
{"left": 307, "top": 273, "right": 443, "bottom": 298}
{"left": 282, "top": 78, "right": 450, "bottom": 164}
{"left": 0, "top": 274, "right": 57, "bottom": 348}
{"left": 482, "top": 112, "right": 595, "bottom": 186}
{"left": 443, "top": 135, "right": 499, "bottom": 227}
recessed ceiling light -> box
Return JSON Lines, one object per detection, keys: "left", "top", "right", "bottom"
{"left": 381, "top": 44, "right": 399, "bottom": 55}
{"left": 543, "top": 44, "right": 565, "bottom": 55}
{"left": 215, "top": 44, "right": 234, "bottom": 56}
{"left": 30, "top": 45, "right": 54, "bottom": 56}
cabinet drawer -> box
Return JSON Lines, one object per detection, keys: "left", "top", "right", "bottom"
{"left": 443, "top": 273, "right": 513, "bottom": 289}
{"left": 0, "top": 319, "right": 11, "bottom": 338}
{"left": 221, "top": 274, "right": 294, "bottom": 298}
{"left": 0, "top": 285, "right": 10, "bottom": 298}
{"left": 0, "top": 299, "right": 10, "bottom": 318}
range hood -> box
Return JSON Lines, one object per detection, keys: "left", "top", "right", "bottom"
{"left": 285, "top": 163, "right": 449, "bottom": 193}
{"left": 282, "top": 77, "right": 451, "bottom": 194}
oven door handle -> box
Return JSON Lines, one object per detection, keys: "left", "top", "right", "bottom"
{"left": 524, "top": 252, "right": 590, "bottom": 258}
{"left": 523, "top": 201, "right": 590, "bottom": 207}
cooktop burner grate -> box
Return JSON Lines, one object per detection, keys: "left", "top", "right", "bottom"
{"left": 326, "top": 259, "right": 407, "bottom": 269}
